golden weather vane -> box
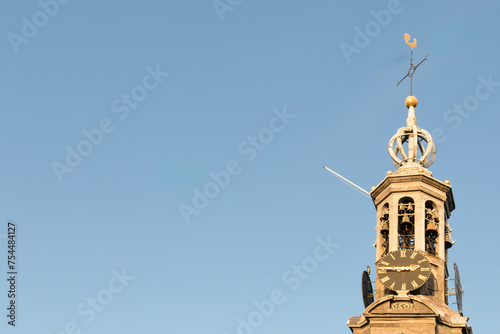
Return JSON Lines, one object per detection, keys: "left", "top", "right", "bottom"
{"left": 397, "top": 33, "right": 428, "bottom": 96}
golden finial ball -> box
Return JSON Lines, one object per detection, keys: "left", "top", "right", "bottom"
{"left": 387, "top": 170, "right": 393, "bottom": 175}
{"left": 445, "top": 180, "right": 450, "bottom": 185}
{"left": 418, "top": 168, "right": 424, "bottom": 173}
{"left": 371, "top": 186, "right": 376, "bottom": 191}
{"left": 405, "top": 95, "right": 418, "bottom": 108}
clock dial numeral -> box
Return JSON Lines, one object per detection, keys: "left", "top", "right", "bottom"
{"left": 421, "top": 267, "right": 430, "bottom": 271}
{"left": 410, "top": 252, "right": 417, "bottom": 259}
{"left": 380, "top": 261, "right": 389, "bottom": 266}
{"left": 400, "top": 250, "right": 407, "bottom": 257}
{"left": 390, "top": 253, "right": 396, "bottom": 260}
{"left": 418, "top": 259, "right": 427, "bottom": 264}
{"left": 389, "top": 282, "right": 396, "bottom": 290}
{"left": 380, "top": 276, "right": 390, "bottom": 283}
{"left": 401, "top": 283, "right": 406, "bottom": 290}
{"left": 411, "top": 280, "right": 419, "bottom": 289}
{"left": 418, "top": 274, "right": 428, "bottom": 281}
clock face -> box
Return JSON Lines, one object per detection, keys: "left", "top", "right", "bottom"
{"left": 377, "top": 249, "right": 431, "bottom": 292}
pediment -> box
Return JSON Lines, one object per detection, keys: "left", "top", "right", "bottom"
{"left": 364, "top": 295, "right": 435, "bottom": 317}
{"left": 348, "top": 295, "right": 469, "bottom": 328}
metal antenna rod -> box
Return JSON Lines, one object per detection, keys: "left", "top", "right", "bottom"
{"left": 410, "top": 48, "right": 414, "bottom": 95}
{"left": 323, "top": 166, "right": 371, "bottom": 198}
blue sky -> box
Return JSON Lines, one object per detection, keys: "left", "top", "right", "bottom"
{"left": 0, "top": 0, "right": 498, "bottom": 333}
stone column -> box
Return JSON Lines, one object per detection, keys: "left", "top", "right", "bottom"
{"left": 389, "top": 195, "right": 399, "bottom": 251}
{"left": 414, "top": 193, "right": 425, "bottom": 251}
{"left": 437, "top": 203, "right": 445, "bottom": 260}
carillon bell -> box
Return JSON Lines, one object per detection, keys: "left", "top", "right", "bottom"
{"left": 425, "top": 208, "right": 433, "bottom": 217}
{"left": 445, "top": 232, "right": 456, "bottom": 249}
{"left": 425, "top": 221, "right": 438, "bottom": 237}
{"left": 433, "top": 208, "right": 439, "bottom": 221}
{"left": 380, "top": 220, "right": 389, "bottom": 235}
{"left": 407, "top": 203, "right": 413, "bottom": 212}
{"left": 400, "top": 214, "right": 412, "bottom": 231}
{"left": 383, "top": 208, "right": 390, "bottom": 218}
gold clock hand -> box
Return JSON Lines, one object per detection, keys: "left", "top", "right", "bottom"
{"left": 379, "top": 265, "right": 421, "bottom": 272}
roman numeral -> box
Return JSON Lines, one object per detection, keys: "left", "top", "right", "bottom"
{"left": 418, "top": 274, "right": 427, "bottom": 281}
{"left": 410, "top": 252, "right": 417, "bottom": 259}
{"left": 380, "top": 261, "right": 389, "bottom": 266}
{"left": 381, "top": 276, "right": 390, "bottom": 283}
{"left": 418, "top": 259, "right": 427, "bottom": 264}
{"left": 401, "top": 250, "right": 407, "bottom": 257}
{"left": 421, "top": 267, "right": 430, "bottom": 271}
{"left": 411, "top": 280, "right": 419, "bottom": 289}
{"left": 401, "top": 283, "right": 406, "bottom": 290}
{"left": 390, "top": 253, "right": 396, "bottom": 260}
{"left": 389, "top": 282, "right": 396, "bottom": 290}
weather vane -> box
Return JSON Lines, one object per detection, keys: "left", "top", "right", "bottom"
{"left": 397, "top": 33, "right": 428, "bottom": 96}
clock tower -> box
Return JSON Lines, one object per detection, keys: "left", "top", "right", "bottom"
{"left": 346, "top": 36, "right": 473, "bottom": 334}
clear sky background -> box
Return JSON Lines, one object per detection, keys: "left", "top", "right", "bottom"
{"left": 0, "top": 0, "right": 498, "bottom": 333}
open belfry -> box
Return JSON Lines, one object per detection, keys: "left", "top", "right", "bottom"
{"left": 346, "top": 34, "right": 473, "bottom": 333}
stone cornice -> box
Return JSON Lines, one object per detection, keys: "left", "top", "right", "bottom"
{"left": 370, "top": 174, "right": 454, "bottom": 210}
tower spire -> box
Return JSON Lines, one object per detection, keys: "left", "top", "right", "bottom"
{"left": 347, "top": 33, "right": 472, "bottom": 334}
{"left": 388, "top": 34, "right": 435, "bottom": 172}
